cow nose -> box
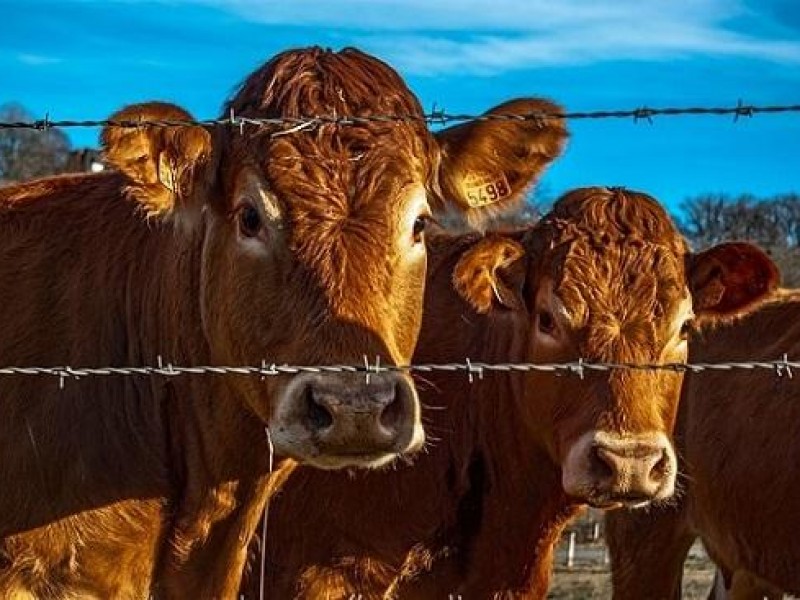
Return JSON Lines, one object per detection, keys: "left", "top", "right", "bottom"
{"left": 273, "top": 372, "right": 425, "bottom": 470}
{"left": 304, "top": 379, "right": 406, "bottom": 442}
{"left": 562, "top": 431, "right": 676, "bottom": 507}
{"left": 590, "top": 443, "right": 669, "bottom": 501}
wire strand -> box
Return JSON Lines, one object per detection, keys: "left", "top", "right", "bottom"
{"left": 1, "top": 103, "right": 799, "bottom": 131}
{"left": 0, "top": 358, "right": 795, "bottom": 381}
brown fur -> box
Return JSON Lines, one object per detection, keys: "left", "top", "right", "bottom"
{"left": 607, "top": 292, "right": 800, "bottom": 599}
{"left": 0, "top": 47, "right": 568, "bottom": 599}
{"left": 242, "top": 187, "right": 778, "bottom": 599}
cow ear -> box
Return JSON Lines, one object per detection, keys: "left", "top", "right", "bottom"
{"left": 689, "top": 242, "right": 779, "bottom": 318}
{"left": 101, "top": 102, "right": 213, "bottom": 219}
{"left": 434, "top": 98, "right": 567, "bottom": 226}
{"left": 453, "top": 236, "right": 527, "bottom": 314}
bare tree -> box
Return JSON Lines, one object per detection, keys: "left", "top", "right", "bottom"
{"left": 0, "top": 102, "right": 71, "bottom": 184}
{"left": 680, "top": 194, "right": 729, "bottom": 245}
{"left": 681, "top": 193, "right": 800, "bottom": 287}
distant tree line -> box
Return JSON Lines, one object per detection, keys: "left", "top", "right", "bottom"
{"left": 680, "top": 193, "right": 800, "bottom": 287}
{"left": 0, "top": 102, "right": 73, "bottom": 184}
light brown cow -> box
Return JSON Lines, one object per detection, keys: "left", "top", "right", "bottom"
{"left": 244, "top": 187, "right": 778, "bottom": 599}
{"left": 0, "top": 47, "right": 564, "bottom": 599}
{"left": 607, "top": 291, "right": 800, "bottom": 600}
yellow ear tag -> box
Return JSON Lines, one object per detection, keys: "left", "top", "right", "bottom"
{"left": 463, "top": 172, "right": 512, "bottom": 208}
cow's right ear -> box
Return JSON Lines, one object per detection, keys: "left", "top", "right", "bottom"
{"left": 434, "top": 98, "right": 568, "bottom": 227}
{"left": 101, "top": 102, "right": 213, "bottom": 219}
{"left": 689, "top": 242, "right": 780, "bottom": 319}
{"left": 453, "top": 236, "right": 527, "bottom": 314}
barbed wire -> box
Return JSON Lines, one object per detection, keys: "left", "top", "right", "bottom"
{"left": 1, "top": 102, "right": 799, "bottom": 132}
{"left": 0, "top": 356, "right": 796, "bottom": 388}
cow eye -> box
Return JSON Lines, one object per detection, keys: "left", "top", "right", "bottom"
{"left": 538, "top": 310, "right": 556, "bottom": 335}
{"left": 679, "top": 319, "right": 694, "bottom": 340}
{"left": 412, "top": 215, "right": 429, "bottom": 244}
{"left": 238, "top": 203, "right": 262, "bottom": 237}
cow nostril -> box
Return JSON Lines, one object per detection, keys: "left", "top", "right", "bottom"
{"left": 304, "top": 387, "right": 333, "bottom": 432}
{"left": 650, "top": 451, "right": 669, "bottom": 481}
{"left": 378, "top": 385, "right": 402, "bottom": 432}
{"left": 590, "top": 446, "right": 615, "bottom": 480}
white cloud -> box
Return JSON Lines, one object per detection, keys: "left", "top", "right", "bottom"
{"left": 356, "top": 24, "right": 800, "bottom": 76}
{"left": 180, "top": 0, "right": 734, "bottom": 33}
{"left": 91, "top": 0, "right": 800, "bottom": 73}
{"left": 17, "top": 53, "right": 62, "bottom": 66}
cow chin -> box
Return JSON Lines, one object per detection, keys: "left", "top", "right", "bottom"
{"left": 283, "top": 447, "right": 405, "bottom": 471}
{"left": 269, "top": 428, "right": 424, "bottom": 471}
{"left": 561, "top": 430, "right": 677, "bottom": 509}
{"left": 268, "top": 372, "right": 425, "bottom": 470}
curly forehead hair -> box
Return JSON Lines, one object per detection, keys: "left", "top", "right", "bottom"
{"left": 225, "top": 46, "right": 426, "bottom": 120}
{"left": 542, "top": 187, "right": 687, "bottom": 255}
{"left": 529, "top": 188, "right": 690, "bottom": 360}
{"left": 219, "top": 47, "right": 438, "bottom": 204}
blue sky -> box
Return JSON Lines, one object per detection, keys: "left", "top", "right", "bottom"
{"left": 2, "top": 0, "right": 799, "bottom": 211}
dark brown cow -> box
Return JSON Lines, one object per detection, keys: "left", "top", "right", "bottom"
{"left": 245, "top": 187, "right": 778, "bottom": 599}
{"left": 607, "top": 291, "right": 800, "bottom": 600}
{"left": 0, "top": 47, "right": 564, "bottom": 598}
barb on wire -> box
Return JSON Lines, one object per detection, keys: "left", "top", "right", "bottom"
{"left": 465, "top": 358, "right": 484, "bottom": 384}
{"left": 632, "top": 107, "right": 654, "bottom": 124}
{"left": 569, "top": 358, "right": 586, "bottom": 380}
{"left": 2, "top": 102, "right": 799, "bottom": 132}
{"left": 733, "top": 99, "right": 754, "bottom": 122}
{"left": 775, "top": 353, "right": 794, "bottom": 379}
{"left": 428, "top": 102, "right": 448, "bottom": 127}
{"left": 0, "top": 358, "right": 799, "bottom": 381}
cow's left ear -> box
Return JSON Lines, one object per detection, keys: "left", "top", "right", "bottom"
{"left": 434, "top": 98, "right": 568, "bottom": 226}
{"left": 101, "top": 101, "right": 213, "bottom": 219}
{"left": 453, "top": 236, "right": 527, "bottom": 314}
{"left": 689, "top": 242, "right": 780, "bottom": 317}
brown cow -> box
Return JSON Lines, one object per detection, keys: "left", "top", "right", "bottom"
{"left": 244, "top": 187, "right": 778, "bottom": 599}
{"left": 0, "top": 47, "right": 564, "bottom": 599}
{"left": 607, "top": 291, "right": 800, "bottom": 600}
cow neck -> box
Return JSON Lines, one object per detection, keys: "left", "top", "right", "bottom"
{"left": 113, "top": 193, "right": 281, "bottom": 595}
{"left": 0, "top": 175, "right": 181, "bottom": 536}
{"left": 681, "top": 296, "right": 800, "bottom": 449}
{"left": 416, "top": 233, "right": 530, "bottom": 473}
{"left": 671, "top": 299, "right": 800, "bottom": 594}
{"left": 407, "top": 236, "right": 580, "bottom": 597}
{"left": 404, "top": 236, "right": 528, "bottom": 550}
{"left": 453, "top": 327, "right": 581, "bottom": 595}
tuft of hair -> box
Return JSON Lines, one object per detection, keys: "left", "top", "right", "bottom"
{"left": 224, "top": 46, "right": 426, "bottom": 125}
{"left": 101, "top": 101, "right": 212, "bottom": 219}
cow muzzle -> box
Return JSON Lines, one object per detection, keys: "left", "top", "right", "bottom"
{"left": 562, "top": 431, "right": 676, "bottom": 508}
{"left": 270, "top": 372, "right": 424, "bottom": 469}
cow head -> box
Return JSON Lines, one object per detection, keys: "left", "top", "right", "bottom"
{"left": 455, "top": 187, "right": 778, "bottom": 507}
{"left": 100, "top": 47, "right": 567, "bottom": 470}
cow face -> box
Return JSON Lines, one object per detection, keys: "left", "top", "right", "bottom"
{"left": 100, "top": 48, "right": 567, "bottom": 470}
{"left": 455, "top": 187, "right": 778, "bottom": 507}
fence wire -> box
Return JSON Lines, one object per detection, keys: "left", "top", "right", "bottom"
{"left": 1, "top": 102, "right": 799, "bottom": 132}
{"left": 0, "top": 356, "right": 796, "bottom": 387}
